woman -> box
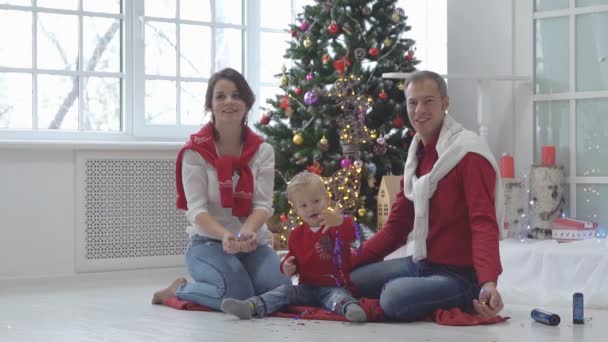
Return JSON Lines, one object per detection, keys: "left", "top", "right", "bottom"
{"left": 152, "top": 68, "right": 290, "bottom": 309}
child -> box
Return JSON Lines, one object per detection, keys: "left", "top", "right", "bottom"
{"left": 220, "top": 172, "right": 366, "bottom": 322}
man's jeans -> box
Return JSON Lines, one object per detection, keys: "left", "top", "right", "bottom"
{"left": 351, "top": 256, "right": 479, "bottom": 320}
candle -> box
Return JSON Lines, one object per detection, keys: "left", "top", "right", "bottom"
{"left": 541, "top": 145, "right": 556, "bottom": 166}
{"left": 500, "top": 154, "right": 515, "bottom": 178}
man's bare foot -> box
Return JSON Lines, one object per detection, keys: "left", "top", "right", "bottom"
{"left": 152, "top": 277, "right": 187, "bottom": 305}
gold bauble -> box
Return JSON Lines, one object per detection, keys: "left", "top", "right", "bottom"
{"left": 319, "top": 136, "right": 328, "bottom": 146}
{"left": 397, "top": 82, "right": 405, "bottom": 91}
{"left": 303, "top": 36, "right": 312, "bottom": 48}
{"left": 391, "top": 12, "right": 400, "bottom": 23}
{"left": 280, "top": 75, "right": 289, "bottom": 87}
{"left": 383, "top": 38, "right": 393, "bottom": 48}
{"left": 293, "top": 133, "right": 304, "bottom": 145}
{"left": 358, "top": 208, "right": 367, "bottom": 217}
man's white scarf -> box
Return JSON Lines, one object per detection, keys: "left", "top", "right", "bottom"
{"left": 403, "top": 114, "right": 505, "bottom": 261}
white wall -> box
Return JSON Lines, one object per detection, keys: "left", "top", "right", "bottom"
{"left": 447, "top": 0, "right": 533, "bottom": 171}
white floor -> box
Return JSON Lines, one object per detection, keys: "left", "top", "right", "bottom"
{"left": 0, "top": 267, "right": 605, "bottom": 342}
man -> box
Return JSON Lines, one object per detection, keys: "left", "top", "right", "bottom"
{"left": 351, "top": 70, "right": 505, "bottom": 320}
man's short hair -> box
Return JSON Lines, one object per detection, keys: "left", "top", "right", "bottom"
{"left": 286, "top": 172, "right": 326, "bottom": 202}
{"left": 404, "top": 70, "right": 448, "bottom": 98}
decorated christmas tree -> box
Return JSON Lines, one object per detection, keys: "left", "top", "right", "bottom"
{"left": 255, "top": 0, "right": 419, "bottom": 241}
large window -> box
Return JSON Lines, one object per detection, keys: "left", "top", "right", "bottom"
{"left": 533, "top": 0, "right": 608, "bottom": 225}
{"left": 0, "top": 0, "right": 445, "bottom": 141}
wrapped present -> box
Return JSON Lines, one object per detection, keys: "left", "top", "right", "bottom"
{"left": 551, "top": 217, "right": 598, "bottom": 242}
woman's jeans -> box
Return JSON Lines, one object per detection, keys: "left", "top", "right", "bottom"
{"left": 176, "top": 236, "right": 291, "bottom": 310}
{"left": 249, "top": 284, "right": 358, "bottom": 317}
{"left": 350, "top": 256, "right": 479, "bottom": 321}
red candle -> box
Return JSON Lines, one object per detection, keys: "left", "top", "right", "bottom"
{"left": 542, "top": 145, "right": 556, "bottom": 166}
{"left": 500, "top": 154, "right": 515, "bottom": 178}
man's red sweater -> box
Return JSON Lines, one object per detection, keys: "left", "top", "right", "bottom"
{"left": 281, "top": 217, "right": 356, "bottom": 289}
{"left": 352, "top": 139, "right": 502, "bottom": 285}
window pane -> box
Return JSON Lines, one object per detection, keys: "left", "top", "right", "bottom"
{"left": 0, "top": 1, "right": 32, "bottom": 5}
{"left": 535, "top": 0, "right": 568, "bottom": 11}
{"left": 576, "top": 0, "right": 608, "bottom": 7}
{"left": 38, "top": 74, "right": 78, "bottom": 130}
{"left": 37, "top": 0, "right": 78, "bottom": 10}
{"left": 261, "top": 0, "right": 290, "bottom": 29}
{"left": 180, "top": 0, "right": 210, "bottom": 22}
{"left": 260, "top": 32, "right": 290, "bottom": 83}
{"left": 215, "top": 0, "right": 241, "bottom": 24}
{"left": 535, "top": 17, "right": 569, "bottom": 94}
{"left": 215, "top": 28, "right": 242, "bottom": 72}
{"left": 37, "top": 13, "right": 78, "bottom": 71}
{"left": 83, "top": 17, "right": 121, "bottom": 73}
{"left": 83, "top": 77, "right": 120, "bottom": 131}
{"left": 576, "top": 184, "right": 606, "bottom": 228}
{"left": 180, "top": 81, "right": 206, "bottom": 126}
{"left": 576, "top": 98, "right": 608, "bottom": 176}
{"left": 0, "top": 73, "right": 32, "bottom": 129}
{"left": 145, "top": 21, "right": 176, "bottom": 76}
{"left": 145, "top": 80, "right": 176, "bottom": 124}
{"left": 576, "top": 12, "right": 608, "bottom": 92}
{"left": 180, "top": 24, "right": 212, "bottom": 78}
{"left": 534, "top": 101, "right": 570, "bottom": 175}
{"left": 83, "top": 0, "right": 121, "bottom": 14}
{"left": 145, "top": 0, "right": 175, "bottom": 18}
{"left": 0, "top": 10, "right": 31, "bottom": 68}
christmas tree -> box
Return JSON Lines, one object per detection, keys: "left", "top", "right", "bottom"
{"left": 255, "top": 0, "right": 418, "bottom": 240}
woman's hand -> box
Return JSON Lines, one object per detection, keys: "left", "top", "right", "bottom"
{"left": 236, "top": 231, "right": 257, "bottom": 253}
{"left": 221, "top": 232, "right": 239, "bottom": 254}
{"left": 473, "top": 282, "right": 504, "bottom": 319}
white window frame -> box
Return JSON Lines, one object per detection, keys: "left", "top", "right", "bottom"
{"left": 532, "top": 1, "right": 608, "bottom": 218}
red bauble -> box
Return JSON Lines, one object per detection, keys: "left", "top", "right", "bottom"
{"left": 379, "top": 90, "right": 388, "bottom": 101}
{"left": 368, "top": 48, "right": 380, "bottom": 58}
{"left": 260, "top": 114, "right": 270, "bottom": 125}
{"left": 328, "top": 22, "right": 340, "bottom": 35}
{"left": 392, "top": 116, "right": 405, "bottom": 128}
{"left": 406, "top": 50, "right": 415, "bottom": 62}
{"left": 294, "top": 87, "right": 302, "bottom": 95}
{"left": 306, "top": 161, "right": 324, "bottom": 175}
{"left": 280, "top": 214, "right": 288, "bottom": 222}
{"left": 291, "top": 29, "right": 297, "bottom": 38}
{"left": 279, "top": 95, "right": 290, "bottom": 109}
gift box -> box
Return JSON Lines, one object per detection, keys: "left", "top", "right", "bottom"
{"left": 551, "top": 217, "right": 598, "bottom": 242}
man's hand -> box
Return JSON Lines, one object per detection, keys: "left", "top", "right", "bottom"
{"left": 320, "top": 203, "right": 344, "bottom": 233}
{"left": 282, "top": 256, "right": 297, "bottom": 277}
{"left": 473, "top": 282, "right": 504, "bottom": 319}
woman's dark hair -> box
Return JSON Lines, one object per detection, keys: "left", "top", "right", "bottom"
{"left": 204, "top": 67, "right": 256, "bottom": 121}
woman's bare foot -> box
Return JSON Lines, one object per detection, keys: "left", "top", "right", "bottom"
{"left": 151, "top": 277, "right": 187, "bottom": 305}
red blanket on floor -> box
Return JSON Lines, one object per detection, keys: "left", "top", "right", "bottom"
{"left": 162, "top": 297, "right": 508, "bottom": 326}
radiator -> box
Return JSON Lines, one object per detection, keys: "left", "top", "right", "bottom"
{"left": 75, "top": 150, "right": 189, "bottom": 272}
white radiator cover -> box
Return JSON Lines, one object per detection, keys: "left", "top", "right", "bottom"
{"left": 75, "top": 150, "right": 189, "bottom": 272}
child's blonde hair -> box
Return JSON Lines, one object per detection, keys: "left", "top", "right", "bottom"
{"left": 286, "top": 172, "right": 327, "bottom": 202}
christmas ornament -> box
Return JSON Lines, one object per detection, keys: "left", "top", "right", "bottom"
{"left": 299, "top": 21, "right": 310, "bottom": 32}
{"left": 280, "top": 213, "right": 287, "bottom": 222}
{"left": 322, "top": 54, "right": 331, "bottom": 64}
{"left": 332, "top": 56, "right": 351, "bottom": 76}
{"left": 306, "top": 161, "right": 324, "bottom": 175}
{"left": 318, "top": 136, "right": 329, "bottom": 152}
{"left": 328, "top": 22, "right": 340, "bottom": 35}
{"left": 279, "top": 96, "right": 290, "bottom": 109}
{"left": 367, "top": 175, "right": 376, "bottom": 188}
{"left": 294, "top": 87, "right": 302, "bottom": 95}
{"left": 306, "top": 73, "right": 314, "bottom": 81}
{"left": 373, "top": 137, "right": 387, "bottom": 155}
{"left": 358, "top": 208, "right": 367, "bottom": 217}
{"left": 291, "top": 29, "right": 297, "bottom": 38}
{"left": 383, "top": 38, "right": 393, "bottom": 48}
{"left": 303, "top": 36, "right": 312, "bottom": 48}
{"left": 368, "top": 47, "right": 379, "bottom": 58}
{"left": 391, "top": 11, "right": 401, "bottom": 23}
{"left": 303, "top": 90, "right": 319, "bottom": 106}
{"left": 392, "top": 116, "right": 405, "bottom": 128}
{"left": 406, "top": 49, "right": 415, "bottom": 62}
{"left": 293, "top": 132, "right": 304, "bottom": 145}
{"left": 280, "top": 75, "right": 289, "bottom": 87}
{"left": 354, "top": 160, "right": 363, "bottom": 168}
{"left": 260, "top": 114, "right": 270, "bottom": 125}
{"left": 340, "top": 158, "right": 352, "bottom": 169}
{"left": 362, "top": 6, "right": 372, "bottom": 16}
{"left": 398, "top": 82, "right": 405, "bottom": 91}
{"left": 367, "top": 162, "right": 377, "bottom": 175}
{"left": 378, "top": 90, "right": 388, "bottom": 101}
